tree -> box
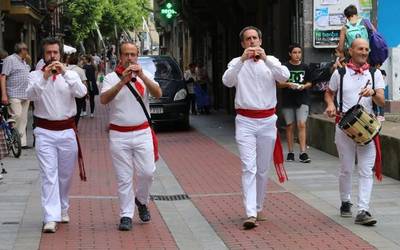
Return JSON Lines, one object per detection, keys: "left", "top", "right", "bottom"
{"left": 64, "top": 0, "right": 150, "bottom": 44}
{"left": 64, "top": 0, "right": 107, "bottom": 43}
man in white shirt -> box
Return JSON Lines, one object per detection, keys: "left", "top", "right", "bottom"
{"left": 222, "top": 26, "right": 290, "bottom": 229}
{"left": 325, "top": 38, "right": 385, "bottom": 226}
{"left": 100, "top": 42, "right": 162, "bottom": 231}
{"left": 26, "top": 37, "right": 87, "bottom": 233}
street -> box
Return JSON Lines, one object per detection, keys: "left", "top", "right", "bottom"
{"left": 0, "top": 103, "right": 399, "bottom": 249}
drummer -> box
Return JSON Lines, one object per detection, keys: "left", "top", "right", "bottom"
{"left": 325, "top": 38, "right": 385, "bottom": 226}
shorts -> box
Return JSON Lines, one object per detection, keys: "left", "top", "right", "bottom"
{"left": 282, "top": 104, "right": 309, "bottom": 125}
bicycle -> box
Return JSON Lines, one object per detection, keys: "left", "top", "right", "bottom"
{"left": 0, "top": 105, "right": 21, "bottom": 158}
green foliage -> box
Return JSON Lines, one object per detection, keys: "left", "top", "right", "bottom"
{"left": 65, "top": 0, "right": 150, "bottom": 43}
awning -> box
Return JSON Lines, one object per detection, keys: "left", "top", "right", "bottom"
{"left": 64, "top": 44, "right": 77, "bottom": 54}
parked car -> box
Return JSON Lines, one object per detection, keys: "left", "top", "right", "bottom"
{"left": 138, "top": 56, "right": 190, "bottom": 129}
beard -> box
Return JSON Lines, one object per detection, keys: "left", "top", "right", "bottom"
{"left": 45, "top": 58, "right": 57, "bottom": 65}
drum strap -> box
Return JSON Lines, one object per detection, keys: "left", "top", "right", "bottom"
{"left": 338, "top": 67, "right": 346, "bottom": 113}
{"left": 115, "top": 71, "right": 159, "bottom": 162}
{"left": 369, "top": 67, "right": 377, "bottom": 114}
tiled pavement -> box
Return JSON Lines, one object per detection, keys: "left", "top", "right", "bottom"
{"left": 1, "top": 104, "right": 400, "bottom": 249}
{"left": 158, "top": 130, "right": 375, "bottom": 250}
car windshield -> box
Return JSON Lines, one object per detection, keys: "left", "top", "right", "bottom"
{"left": 139, "top": 57, "right": 182, "bottom": 81}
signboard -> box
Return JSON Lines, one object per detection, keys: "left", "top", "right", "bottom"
{"left": 313, "top": 0, "right": 373, "bottom": 48}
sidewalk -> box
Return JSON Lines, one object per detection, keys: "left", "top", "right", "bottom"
{"left": 1, "top": 106, "right": 399, "bottom": 249}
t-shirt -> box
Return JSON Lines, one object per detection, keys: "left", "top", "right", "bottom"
{"left": 281, "top": 62, "right": 312, "bottom": 108}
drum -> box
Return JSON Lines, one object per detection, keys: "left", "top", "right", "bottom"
{"left": 338, "top": 104, "right": 381, "bottom": 145}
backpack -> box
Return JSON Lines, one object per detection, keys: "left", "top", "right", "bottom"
{"left": 345, "top": 18, "right": 369, "bottom": 49}
{"left": 363, "top": 19, "right": 389, "bottom": 66}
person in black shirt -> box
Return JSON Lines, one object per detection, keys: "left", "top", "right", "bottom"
{"left": 278, "top": 44, "right": 312, "bottom": 163}
{"left": 83, "top": 55, "right": 99, "bottom": 118}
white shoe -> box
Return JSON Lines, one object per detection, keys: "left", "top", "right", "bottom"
{"left": 61, "top": 211, "right": 70, "bottom": 223}
{"left": 81, "top": 111, "right": 87, "bottom": 117}
{"left": 90, "top": 113, "right": 94, "bottom": 118}
{"left": 42, "top": 221, "right": 57, "bottom": 233}
{"left": 0, "top": 174, "right": 3, "bottom": 180}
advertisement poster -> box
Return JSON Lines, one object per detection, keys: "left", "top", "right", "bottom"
{"left": 313, "top": 0, "right": 368, "bottom": 48}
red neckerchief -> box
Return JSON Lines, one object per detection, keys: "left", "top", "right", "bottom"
{"left": 115, "top": 64, "right": 144, "bottom": 96}
{"left": 347, "top": 60, "right": 370, "bottom": 74}
{"left": 41, "top": 64, "right": 57, "bottom": 81}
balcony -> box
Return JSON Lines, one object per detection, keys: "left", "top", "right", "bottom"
{"left": 2, "top": 0, "right": 44, "bottom": 22}
{"left": 11, "top": 0, "right": 44, "bottom": 11}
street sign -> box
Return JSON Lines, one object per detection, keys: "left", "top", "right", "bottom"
{"left": 161, "top": 2, "right": 177, "bottom": 19}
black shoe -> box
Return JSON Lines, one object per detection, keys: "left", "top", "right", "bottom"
{"left": 299, "top": 152, "right": 311, "bottom": 163}
{"left": 1, "top": 168, "right": 7, "bottom": 174}
{"left": 135, "top": 198, "right": 151, "bottom": 222}
{"left": 286, "top": 152, "right": 295, "bottom": 162}
{"left": 355, "top": 210, "right": 377, "bottom": 226}
{"left": 118, "top": 217, "right": 132, "bottom": 231}
{"left": 21, "top": 146, "right": 32, "bottom": 149}
{"left": 340, "top": 201, "right": 353, "bottom": 217}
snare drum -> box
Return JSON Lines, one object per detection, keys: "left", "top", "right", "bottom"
{"left": 338, "top": 104, "right": 381, "bottom": 145}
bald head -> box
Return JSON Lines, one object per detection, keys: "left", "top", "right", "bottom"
{"left": 351, "top": 38, "right": 369, "bottom": 49}
{"left": 349, "top": 38, "right": 370, "bottom": 65}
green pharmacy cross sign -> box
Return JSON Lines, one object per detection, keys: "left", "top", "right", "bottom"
{"left": 161, "top": 2, "right": 177, "bottom": 19}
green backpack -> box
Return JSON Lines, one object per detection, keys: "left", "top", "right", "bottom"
{"left": 345, "top": 18, "right": 369, "bottom": 49}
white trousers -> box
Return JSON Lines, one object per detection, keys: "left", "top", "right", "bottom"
{"left": 235, "top": 114, "right": 277, "bottom": 217}
{"left": 109, "top": 128, "right": 156, "bottom": 218}
{"left": 9, "top": 98, "right": 30, "bottom": 147}
{"left": 335, "top": 126, "right": 376, "bottom": 211}
{"left": 34, "top": 127, "right": 77, "bottom": 223}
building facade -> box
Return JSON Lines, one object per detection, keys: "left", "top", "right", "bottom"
{"left": 154, "top": 0, "right": 380, "bottom": 113}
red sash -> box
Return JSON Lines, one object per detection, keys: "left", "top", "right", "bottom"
{"left": 109, "top": 122, "right": 159, "bottom": 162}
{"left": 34, "top": 117, "right": 86, "bottom": 181}
{"left": 335, "top": 113, "right": 382, "bottom": 181}
{"left": 236, "top": 108, "right": 288, "bottom": 183}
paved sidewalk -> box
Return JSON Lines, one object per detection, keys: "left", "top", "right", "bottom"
{"left": 1, "top": 106, "right": 400, "bottom": 249}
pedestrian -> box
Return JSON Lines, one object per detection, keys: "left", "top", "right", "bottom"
{"left": 336, "top": 5, "right": 375, "bottom": 64}
{"left": 26, "top": 37, "right": 87, "bottom": 233}
{"left": 66, "top": 53, "right": 88, "bottom": 125}
{"left": 222, "top": 26, "right": 290, "bottom": 229}
{"left": 0, "top": 49, "right": 8, "bottom": 73}
{"left": 100, "top": 41, "right": 162, "bottom": 231}
{"left": 0, "top": 50, "right": 8, "bottom": 177}
{"left": 278, "top": 44, "right": 312, "bottom": 163}
{"left": 184, "top": 63, "right": 197, "bottom": 115}
{"left": 196, "top": 63, "right": 210, "bottom": 114}
{"left": 0, "top": 42, "right": 31, "bottom": 149}
{"left": 325, "top": 38, "right": 385, "bottom": 226}
{"left": 82, "top": 55, "right": 98, "bottom": 118}
{"left": 375, "top": 66, "right": 386, "bottom": 122}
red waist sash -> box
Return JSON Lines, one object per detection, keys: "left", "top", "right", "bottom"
{"left": 34, "top": 117, "right": 86, "bottom": 181}
{"left": 235, "top": 108, "right": 288, "bottom": 183}
{"left": 109, "top": 122, "right": 159, "bottom": 162}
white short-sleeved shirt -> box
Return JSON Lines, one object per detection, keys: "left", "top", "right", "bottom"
{"left": 101, "top": 69, "right": 159, "bottom": 126}
{"left": 329, "top": 67, "right": 385, "bottom": 113}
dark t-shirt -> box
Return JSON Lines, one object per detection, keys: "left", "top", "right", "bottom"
{"left": 83, "top": 64, "right": 99, "bottom": 95}
{"left": 281, "top": 62, "right": 312, "bottom": 108}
